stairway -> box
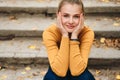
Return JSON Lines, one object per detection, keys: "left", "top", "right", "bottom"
{"left": 0, "top": 0, "right": 120, "bottom": 65}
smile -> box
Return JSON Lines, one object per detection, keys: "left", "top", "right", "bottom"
{"left": 67, "top": 25, "right": 74, "bottom": 29}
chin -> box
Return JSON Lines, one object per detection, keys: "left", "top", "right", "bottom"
{"left": 66, "top": 29, "right": 74, "bottom": 33}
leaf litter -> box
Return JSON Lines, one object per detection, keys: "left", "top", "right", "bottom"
{"left": 93, "top": 38, "right": 120, "bottom": 50}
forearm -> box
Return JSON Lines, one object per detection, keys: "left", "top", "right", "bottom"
{"left": 49, "top": 36, "right": 69, "bottom": 77}
{"left": 69, "top": 41, "right": 87, "bottom": 76}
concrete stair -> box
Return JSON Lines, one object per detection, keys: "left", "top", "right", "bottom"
{"left": 0, "top": 13, "right": 120, "bottom": 37}
{"left": 0, "top": 0, "right": 120, "bottom": 65}
{"left": 0, "top": 37, "right": 120, "bottom": 65}
{"left": 0, "top": 0, "right": 120, "bottom": 13}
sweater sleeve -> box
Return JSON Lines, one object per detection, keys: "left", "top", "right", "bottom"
{"left": 69, "top": 30, "right": 94, "bottom": 76}
{"left": 42, "top": 30, "right": 69, "bottom": 77}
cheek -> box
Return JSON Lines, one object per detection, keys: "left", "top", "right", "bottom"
{"left": 74, "top": 19, "right": 79, "bottom": 25}
{"left": 61, "top": 17, "right": 68, "bottom": 24}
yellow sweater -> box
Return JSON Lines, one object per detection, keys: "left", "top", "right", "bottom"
{"left": 42, "top": 24, "right": 94, "bottom": 77}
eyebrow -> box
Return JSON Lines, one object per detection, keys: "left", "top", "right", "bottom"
{"left": 62, "top": 12, "right": 80, "bottom": 15}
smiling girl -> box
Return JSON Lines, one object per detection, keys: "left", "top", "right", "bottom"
{"left": 43, "top": 0, "right": 95, "bottom": 80}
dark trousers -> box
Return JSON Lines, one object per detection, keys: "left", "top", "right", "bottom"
{"left": 43, "top": 67, "right": 95, "bottom": 80}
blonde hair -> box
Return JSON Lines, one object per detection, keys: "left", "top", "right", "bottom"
{"left": 57, "top": 0, "right": 85, "bottom": 15}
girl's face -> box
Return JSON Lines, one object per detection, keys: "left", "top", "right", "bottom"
{"left": 58, "top": 3, "right": 82, "bottom": 33}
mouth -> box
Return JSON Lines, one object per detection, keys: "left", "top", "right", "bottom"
{"left": 67, "top": 25, "right": 75, "bottom": 29}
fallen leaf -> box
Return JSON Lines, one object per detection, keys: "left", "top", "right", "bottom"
{"left": 17, "top": 76, "right": 24, "bottom": 80}
{"left": 21, "top": 71, "right": 26, "bottom": 74}
{"left": 9, "top": 16, "right": 17, "bottom": 20}
{"left": 105, "top": 39, "right": 112, "bottom": 47}
{"left": 113, "top": 22, "right": 120, "bottom": 27}
{"left": 96, "top": 70, "right": 101, "bottom": 75}
{"left": 93, "top": 39, "right": 101, "bottom": 48}
{"left": 25, "top": 66, "right": 31, "bottom": 71}
{"left": 33, "top": 73, "right": 39, "bottom": 76}
{"left": 95, "top": 77, "right": 101, "bottom": 80}
{"left": 103, "top": 18, "right": 108, "bottom": 20}
{"left": 116, "top": 74, "right": 120, "bottom": 80}
{"left": 100, "top": 0, "right": 110, "bottom": 2}
{"left": 9, "top": 66, "right": 17, "bottom": 70}
{"left": 96, "top": 18, "right": 101, "bottom": 21}
{"left": 0, "top": 66, "right": 1, "bottom": 70}
{"left": 1, "top": 75, "right": 7, "bottom": 79}
{"left": 27, "top": 75, "right": 33, "bottom": 78}
{"left": 32, "top": 27, "right": 38, "bottom": 31}
{"left": 100, "top": 37, "right": 106, "bottom": 43}
{"left": 40, "top": 71, "right": 46, "bottom": 75}
{"left": 37, "top": 0, "right": 44, "bottom": 2}
{"left": 28, "top": 45, "right": 36, "bottom": 49}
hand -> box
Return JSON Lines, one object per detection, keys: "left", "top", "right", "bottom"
{"left": 56, "top": 12, "right": 68, "bottom": 37}
{"left": 71, "top": 13, "right": 84, "bottom": 39}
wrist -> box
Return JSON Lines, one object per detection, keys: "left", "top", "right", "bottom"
{"left": 71, "top": 34, "right": 78, "bottom": 39}
{"left": 63, "top": 33, "right": 68, "bottom": 37}
{"left": 70, "top": 38, "right": 79, "bottom": 41}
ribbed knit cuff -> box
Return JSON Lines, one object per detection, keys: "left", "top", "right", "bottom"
{"left": 70, "top": 41, "right": 80, "bottom": 45}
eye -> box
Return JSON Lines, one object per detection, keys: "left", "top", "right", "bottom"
{"left": 63, "top": 14, "right": 69, "bottom": 18}
{"left": 74, "top": 15, "right": 80, "bottom": 19}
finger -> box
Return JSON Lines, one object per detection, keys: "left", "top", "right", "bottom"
{"left": 77, "top": 13, "right": 82, "bottom": 29}
{"left": 56, "top": 12, "right": 61, "bottom": 28}
{"left": 58, "top": 12, "right": 63, "bottom": 28}
{"left": 80, "top": 13, "right": 84, "bottom": 29}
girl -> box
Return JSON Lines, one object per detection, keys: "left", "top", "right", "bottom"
{"left": 43, "top": 0, "right": 95, "bottom": 80}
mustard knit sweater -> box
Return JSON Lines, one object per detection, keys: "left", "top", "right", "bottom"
{"left": 42, "top": 24, "right": 94, "bottom": 77}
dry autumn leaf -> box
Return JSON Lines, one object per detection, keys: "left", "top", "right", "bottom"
{"left": 9, "top": 16, "right": 17, "bottom": 20}
{"left": 33, "top": 73, "right": 39, "bottom": 76}
{"left": 96, "top": 70, "right": 101, "bottom": 75}
{"left": 40, "top": 71, "right": 46, "bottom": 75}
{"left": 103, "top": 18, "right": 108, "bottom": 20}
{"left": 28, "top": 45, "right": 36, "bottom": 49}
{"left": 25, "top": 66, "right": 31, "bottom": 71}
{"left": 113, "top": 22, "right": 120, "bottom": 27}
{"left": 37, "top": 0, "right": 44, "bottom": 2}
{"left": 32, "top": 27, "right": 38, "bottom": 31}
{"left": 1, "top": 75, "right": 7, "bottom": 79}
{"left": 100, "top": 38, "right": 106, "bottom": 43}
{"left": 21, "top": 71, "right": 26, "bottom": 74}
{"left": 100, "top": 0, "right": 110, "bottom": 2}
{"left": 0, "top": 66, "right": 1, "bottom": 70}
{"left": 17, "top": 76, "right": 24, "bottom": 80}
{"left": 116, "top": 74, "right": 120, "bottom": 80}
{"left": 9, "top": 66, "right": 17, "bottom": 70}
{"left": 27, "top": 75, "right": 33, "bottom": 78}
{"left": 95, "top": 78, "right": 101, "bottom": 80}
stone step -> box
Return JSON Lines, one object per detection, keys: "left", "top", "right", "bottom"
{"left": 0, "top": 13, "right": 120, "bottom": 38}
{"left": 0, "top": 0, "right": 120, "bottom": 13}
{"left": 0, "top": 64, "right": 119, "bottom": 80}
{"left": 0, "top": 37, "right": 120, "bottom": 65}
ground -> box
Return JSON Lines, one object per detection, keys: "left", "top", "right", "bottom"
{"left": 0, "top": 64, "right": 119, "bottom": 80}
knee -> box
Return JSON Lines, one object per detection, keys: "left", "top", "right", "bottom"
{"left": 43, "top": 68, "right": 57, "bottom": 80}
{"left": 43, "top": 76, "right": 56, "bottom": 80}
{"left": 43, "top": 73, "right": 57, "bottom": 80}
{"left": 80, "top": 69, "right": 95, "bottom": 80}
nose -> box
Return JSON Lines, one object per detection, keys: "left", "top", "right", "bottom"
{"left": 69, "top": 17, "right": 73, "bottom": 24}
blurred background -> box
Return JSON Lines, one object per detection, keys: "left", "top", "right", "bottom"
{"left": 0, "top": 0, "right": 120, "bottom": 80}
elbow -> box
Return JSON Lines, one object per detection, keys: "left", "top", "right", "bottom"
{"left": 70, "top": 64, "right": 87, "bottom": 76}
{"left": 70, "top": 68, "right": 85, "bottom": 76}
{"left": 56, "top": 70, "right": 67, "bottom": 77}
{"left": 51, "top": 65, "right": 68, "bottom": 77}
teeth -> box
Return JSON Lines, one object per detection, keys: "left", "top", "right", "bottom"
{"left": 68, "top": 26, "right": 74, "bottom": 29}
